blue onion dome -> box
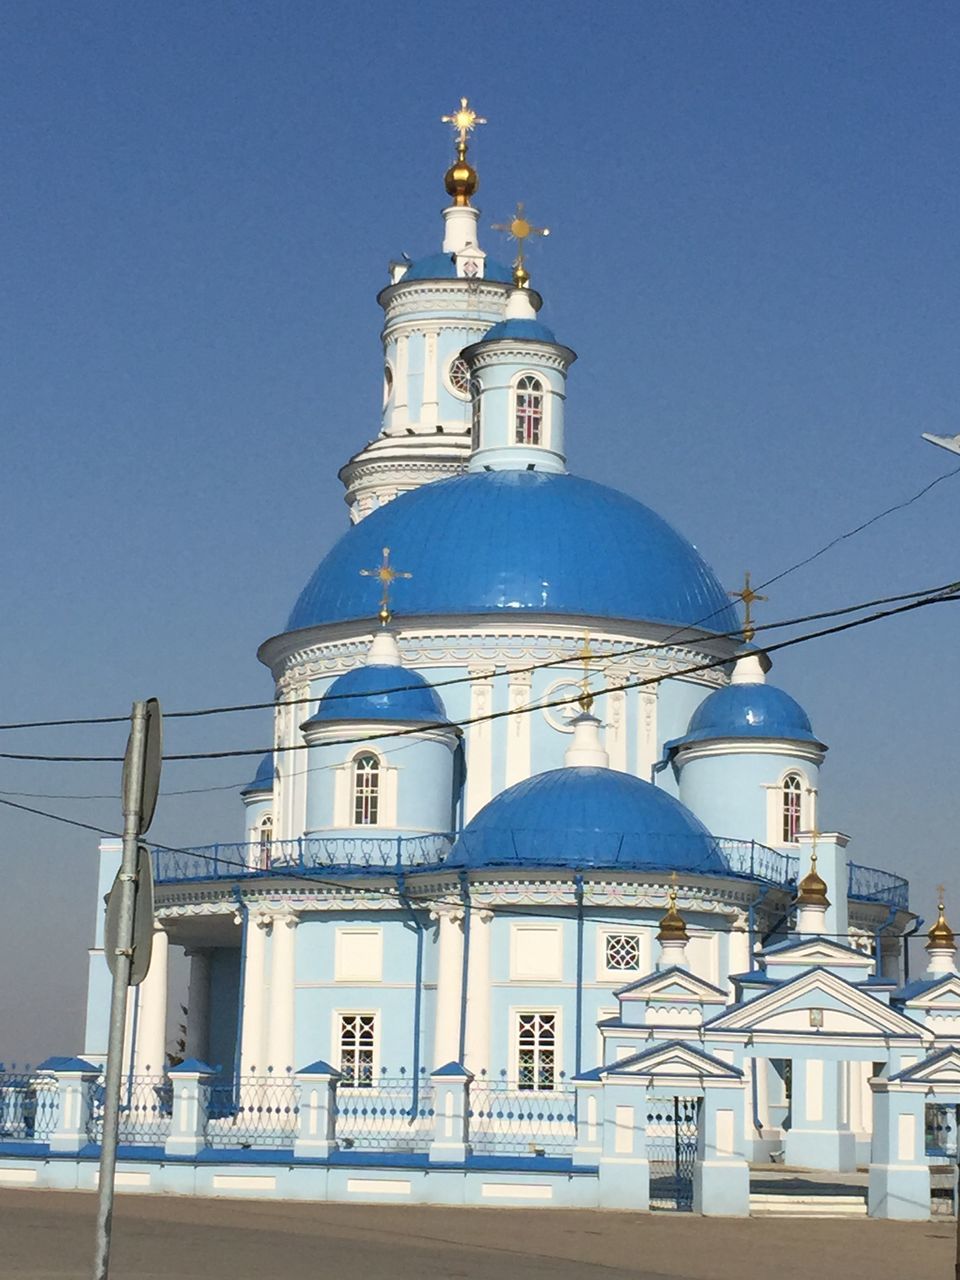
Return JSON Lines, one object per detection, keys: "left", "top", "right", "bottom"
{"left": 670, "top": 683, "right": 825, "bottom": 749}
{"left": 284, "top": 471, "right": 738, "bottom": 634}
{"left": 400, "top": 252, "right": 514, "bottom": 283}
{"left": 447, "top": 767, "right": 726, "bottom": 872}
{"left": 481, "top": 318, "right": 558, "bottom": 343}
{"left": 240, "top": 752, "right": 274, "bottom": 796}
{"left": 305, "top": 663, "right": 449, "bottom": 726}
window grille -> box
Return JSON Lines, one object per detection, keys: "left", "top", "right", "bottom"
{"left": 449, "top": 357, "right": 470, "bottom": 397}
{"left": 517, "top": 1012, "right": 556, "bottom": 1091}
{"left": 339, "top": 1013, "right": 376, "bottom": 1087}
{"left": 353, "top": 754, "right": 380, "bottom": 825}
{"left": 514, "top": 375, "right": 543, "bottom": 445}
{"left": 605, "top": 933, "right": 642, "bottom": 973}
{"left": 782, "top": 774, "right": 802, "bottom": 843}
{"left": 470, "top": 378, "right": 481, "bottom": 449}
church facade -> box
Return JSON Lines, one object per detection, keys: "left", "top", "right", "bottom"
{"left": 3, "top": 103, "right": 956, "bottom": 1219}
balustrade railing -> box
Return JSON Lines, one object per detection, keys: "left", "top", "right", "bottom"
{"left": 334, "top": 1070, "right": 434, "bottom": 1152}
{"left": 86, "top": 1074, "right": 171, "bottom": 1146}
{"left": 0, "top": 1071, "right": 60, "bottom": 1143}
{"left": 205, "top": 1075, "right": 300, "bottom": 1148}
{"left": 848, "top": 861, "right": 910, "bottom": 911}
{"left": 467, "top": 1074, "right": 577, "bottom": 1156}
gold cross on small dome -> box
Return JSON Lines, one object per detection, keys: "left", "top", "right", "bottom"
{"left": 492, "top": 202, "right": 550, "bottom": 288}
{"left": 360, "top": 546, "right": 412, "bottom": 627}
{"left": 577, "top": 630, "right": 595, "bottom": 714}
{"left": 728, "top": 571, "right": 768, "bottom": 644}
{"left": 441, "top": 97, "right": 487, "bottom": 150}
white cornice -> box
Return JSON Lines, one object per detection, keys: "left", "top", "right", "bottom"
{"left": 675, "top": 739, "right": 826, "bottom": 766}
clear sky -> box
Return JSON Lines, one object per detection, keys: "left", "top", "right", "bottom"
{"left": 2, "top": 0, "right": 958, "bottom": 1061}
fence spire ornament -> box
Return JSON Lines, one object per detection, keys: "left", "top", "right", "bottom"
{"left": 359, "top": 546, "right": 412, "bottom": 626}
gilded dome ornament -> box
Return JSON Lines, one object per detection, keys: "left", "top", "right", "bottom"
{"left": 359, "top": 546, "right": 412, "bottom": 627}
{"left": 658, "top": 881, "right": 689, "bottom": 944}
{"left": 927, "top": 887, "right": 956, "bottom": 951}
{"left": 493, "top": 201, "right": 550, "bottom": 289}
{"left": 728, "top": 571, "right": 768, "bottom": 646}
{"left": 796, "top": 845, "right": 829, "bottom": 907}
{"left": 441, "top": 97, "right": 486, "bottom": 206}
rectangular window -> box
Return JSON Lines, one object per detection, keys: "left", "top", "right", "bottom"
{"left": 604, "top": 933, "right": 642, "bottom": 974}
{"left": 338, "top": 1013, "right": 376, "bottom": 1087}
{"left": 516, "top": 1011, "right": 557, "bottom": 1091}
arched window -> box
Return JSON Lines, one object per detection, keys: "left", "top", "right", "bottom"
{"left": 515, "top": 375, "right": 544, "bottom": 445}
{"left": 470, "top": 378, "right": 481, "bottom": 450}
{"left": 257, "top": 814, "right": 273, "bottom": 869}
{"left": 382, "top": 364, "right": 394, "bottom": 407}
{"left": 353, "top": 753, "right": 380, "bottom": 825}
{"left": 782, "top": 774, "right": 802, "bottom": 843}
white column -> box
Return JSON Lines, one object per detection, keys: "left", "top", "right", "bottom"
{"left": 465, "top": 669, "right": 494, "bottom": 820}
{"left": 391, "top": 333, "right": 410, "bottom": 430}
{"left": 637, "top": 689, "right": 658, "bottom": 779}
{"left": 134, "top": 923, "right": 169, "bottom": 1075}
{"left": 184, "top": 949, "right": 212, "bottom": 1063}
{"left": 727, "top": 912, "right": 751, "bottom": 987}
{"left": 464, "top": 909, "right": 493, "bottom": 1075}
{"left": 605, "top": 683, "right": 628, "bottom": 771}
{"left": 267, "top": 909, "right": 299, "bottom": 1074}
{"left": 432, "top": 907, "right": 464, "bottom": 1068}
{"left": 421, "top": 329, "right": 439, "bottom": 428}
{"left": 239, "top": 909, "right": 270, "bottom": 1075}
{"left": 504, "top": 670, "right": 532, "bottom": 787}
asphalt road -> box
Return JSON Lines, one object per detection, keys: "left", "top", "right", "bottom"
{"left": 0, "top": 1189, "right": 954, "bottom": 1280}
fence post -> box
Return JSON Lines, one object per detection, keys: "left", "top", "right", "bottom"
{"left": 38, "top": 1057, "right": 101, "bottom": 1153}
{"left": 165, "top": 1059, "right": 217, "bottom": 1157}
{"left": 294, "top": 1060, "right": 340, "bottom": 1158}
{"left": 572, "top": 1075, "right": 604, "bottom": 1164}
{"left": 429, "top": 1062, "right": 472, "bottom": 1163}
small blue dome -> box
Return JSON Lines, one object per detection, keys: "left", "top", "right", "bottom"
{"left": 447, "top": 767, "right": 727, "bottom": 872}
{"left": 671, "top": 682, "right": 824, "bottom": 749}
{"left": 481, "top": 318, "right": 558, "bottom": 343}
{"left": 240, "top": 752, "right": 274, "bottom": 796}
{"left": 400, "top": 253, "right": 514, "bottom": 283}
{"left": 306, "top": 664, "right": 449, "bottom": 726}
{"left": 284, "top": 471, "right": 738, "bottom": 634}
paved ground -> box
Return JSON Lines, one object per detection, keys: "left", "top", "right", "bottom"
{"left": 0, "top": 1188, "right": 955, "bottom": 1280}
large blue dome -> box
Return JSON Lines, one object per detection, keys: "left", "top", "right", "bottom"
{"left": 447, "top": 767, "right": 727, "bottom": 871}
{"left": 306, "top": 664, "right": 449, "bottom": 725}
{"left": 286, "top": 471, "right": 738, "bottom": 634}
{"left": 670, "top": 682, "right": 824, "bottom": 749}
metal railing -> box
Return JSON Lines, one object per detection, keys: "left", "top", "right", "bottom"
{"left": 152, "top": 834, "right": 456, "bottom": 883}
{"left": 334, "top": 1071, "right": 434, "bottom": 1152}
{"left": 715, "top": 839, "right": 798, "bottom": 889}
{"left": 205, "top": 1075, "right": 300, "bottom": 1149}
{"left": 848, "top": 861, "right": 910, "bottom": 911}
{"left": 0, "top": 1072, "right": 60, "bottom": 1143}
{"left": 467, "top": 1074, "right": 577, "bottom": 1156}
{"left": 86, "top": 1074, "right": 171, "bottom": 1146}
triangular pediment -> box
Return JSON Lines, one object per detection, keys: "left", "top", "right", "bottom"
{"left": 763, "top": 937, "right": 874, "bottom": 970}
{"left": 893, "top": 1047, "right": 960, "bottom": 1085}
{"left": 602, "top": 1040, "right": 742, "bottom": 1082}
{"left": 705, "top": 967, "right": 926, "bottom": 1039}
{"left": 901, "top": 975, "right": 960, "bottom": 1009}
{"left": 616, "top": 966, "right": 728, "bottom": 1003}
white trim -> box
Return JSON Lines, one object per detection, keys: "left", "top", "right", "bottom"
{"left": 509, "top": 923, "right": 564, "bottom": 982}
{"left": 510, "top": 369, "right": 551, "bottom": 450}
{"left": 334, "top": 927, "right": 384, "bottom": 983}
{"left": 596, "top": 927, "right": 649, "bottom": 982}
{"left": 332, "top": 1008, "right": 381, "bottom": 1083}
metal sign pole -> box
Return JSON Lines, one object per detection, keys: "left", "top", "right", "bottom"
{"left": 92, "top": 701, "right": 149, "bottom": 1280}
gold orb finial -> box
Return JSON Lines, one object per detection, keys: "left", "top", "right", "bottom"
{"left": 441, "top": 97, "right": 486, "bottom": 206}
{"left": 658, "top": 877, "right": 689, "bottom": 944}
{"left": 360, "top": 547, "right": 412, "bottom": 628}
{"left": 493, "top": 202, "right": 550, "bottom": 290}
{"left": 927, "top": 887, "right": 956, "bottom": 951}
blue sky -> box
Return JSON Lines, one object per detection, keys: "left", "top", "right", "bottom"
{"left": 2, "top": 0, "right": 958, "bottom": 1059}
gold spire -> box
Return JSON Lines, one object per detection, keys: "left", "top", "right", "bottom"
{"left": 658, "top": 878, "right": 689, "bottom": 944}
{"left": 728, "top": 571, "right": 768, "bottom": 645}
{"left": 492, "top": 202, "right": 550, "bottom": 288}
{"left": 576, "top": 631, "right": 595, "bottom": 713}
{"left": 796, "top": 836, "right": 830, "bottom": 908}
{"left": 927, "top": 886, "right": 956, "bottom": 951}
{"left": 441, "top": 97, "right": 486, "bottom": 206}
{"left": 359, "top": 546, "right": 412, "bottom": 627}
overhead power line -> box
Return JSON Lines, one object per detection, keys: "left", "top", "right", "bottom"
{"left": 0, "top": 582, "right": 956, "bottom": 766}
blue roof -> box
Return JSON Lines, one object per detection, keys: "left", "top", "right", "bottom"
{"left": 481, "top": 318, "right": 558, "bottom": 343}
{"left": 670, "top": 682, "right": 824, "bottom": 749}
{"left": 446, "top": 767, "right": 728, "bottom": 871}
{"left": 306, "top": 663, "right": 448, "bottom": 725}
{"left": 285, "top": 471, "right": 738, "bottom": 634}
{"left": 240, "top": 752, "right": 274, "bottom": 796}
{"left": 400, "top": 252, "right": 514, "bottom": 283}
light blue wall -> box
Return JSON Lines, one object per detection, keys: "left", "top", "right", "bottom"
{"left": 677, "top": 750, "right": 818, "bottom": 843}
{"left": 470, "top": 355, "right": 566, "bottom": 472}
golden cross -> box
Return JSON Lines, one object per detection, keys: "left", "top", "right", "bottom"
{"left": 359, "top": 546, "right": 412, "bottom": 627}
{"left": 577, "top": 630, "right": 595, "bottom": 714}
{"left": 441, "top": 97, "right": 487, "bottom": 156}
{"left": 728, "top": 571, "right": 768, "bottom": 644}
{"left": 938, "top": 883, "right": 947, "bottom": 910}
{"left": 492, "top": 202, "right": 550, "bottom": 287}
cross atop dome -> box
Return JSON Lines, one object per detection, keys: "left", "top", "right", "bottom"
{"left": 729, "top": 571, "right": 767, "bottom": 644}
{"left": 359, "top": 546, "right": 412, "bottom": 627}
{"left": 492, "top": 202, "right": 550, "bottom": 289}
{"left": 441, "top": 96, "right": 486, "bottom": 207}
